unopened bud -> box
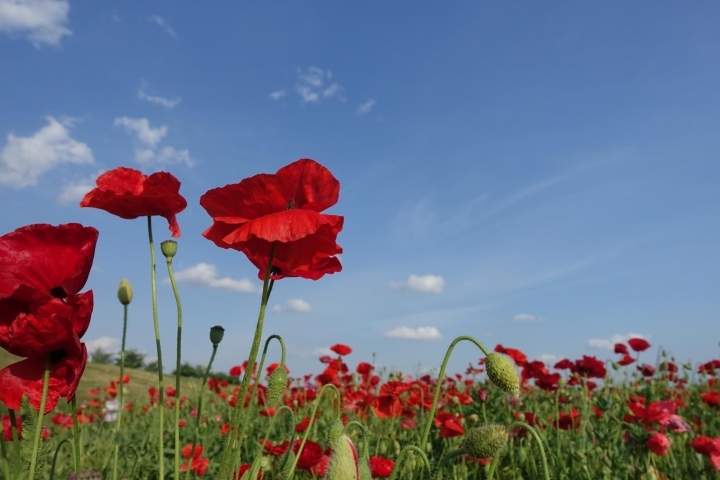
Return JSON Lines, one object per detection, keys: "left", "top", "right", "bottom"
{"left": 160, "top": 240, "right": 178, "bottom": 259}
{"left": 485, "top": 353, "right": 520, "bottom": 398}
{"left": 326, "top": 420, "right": 360, "bottom": 480}
{"left": 267, "top": 366, "right": 288, "bottom": 407}
{"left": 117, "top": 279, "right": 133, "bottom": 305}
{"left": 468, "top": 413, "right": 479, "bottom": 425}
{"left": 464, "top": 424, "right": 508, "bottom": 459}
{"left": 209, "top": 325, "right": 225, "bottom": 346}
{"left": 611, "top": 361, "right": 621, "bottom": 371}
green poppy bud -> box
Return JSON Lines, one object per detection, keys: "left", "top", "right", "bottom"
{"left": 326, "top": 420, "right": 360, "bottom": 480}
{"left": 160, "top": 240, "right": 178, "bottom": 259}
{"left": 267, "top": 365, "right": 288, "bottom": 407}
{"left": 464, "top": 424, "right": 508, "bottom": 459}
{"left": 117, "top": 278, "right": 133, "bottom": 305}
{"left": 209, "top": 325, "right": 225, "bottom": 346}
{"left": 279, "top": 451, "right": 296, "bottom": 480}
{"left": 485, "top": 353, "right": 520, "bottom": 398}
{"left": 468, "top": 413, "right": 479, "bottom": 425}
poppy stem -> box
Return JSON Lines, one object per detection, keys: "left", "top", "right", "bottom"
{"left": 184, "top": 343, "right": 217, "bottom": 480}
{"left": 388, "top": 445, "right": 432, "bottom": 480}
{"left": 419, "top": 335, "right": 491, "bottom": 450}
{"left": 70, "top": 396, "right": 81, "bottom": 471}
{"left": 7, "top": 410, "right": 20, "bottom": 478}
{"left": 48, "top": 438, "right": 72, "bottom": 480}
{"left": 164, "top": 249, "right": 183, "bottom": 480}
{"left": 113, "top": 302, "right": 129, "bottom": 480}
{"left": 488, "top": 422, "right": 550, "bottom": 480}
{"left": 28, "top": 355, "right": 51, "bottom": 480}
{"left": 217, "top": 243, "right": 276, "bottom": 480}
{"left": 0, "top": 421, "right": 11, "bottom": 480}
{"left": 147, "top": 216, "right": 165, "bottom": 480}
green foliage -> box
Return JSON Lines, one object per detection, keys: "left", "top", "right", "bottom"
{"left": 19, "top": 396, "right": 49, "bottom": 479}
{"left": 116, "top": 349, "right": 145, "bottom": 370}
{"left": 90, "top": 348, "right": 115, "bottom": 365}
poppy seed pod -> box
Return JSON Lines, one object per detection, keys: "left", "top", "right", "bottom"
{"left": 209, "top": 325, "right": 225, "bottom": 346}
{"left": 117, "top": 278, "right": 133, "bottom": 305}
{"left": 485, "top": 353, "right": 521, "bottom": 398}
{"left": 160, "top": 240, "right": 178, "bottom": 259}
{"left": 326, "top": 420, "right": 360, "bottom": 480}
{"left": 464, "top": 424, "right": 509, "bottom": 459}
{"left": 266, "top": 365, "right": 288, "bottom": 407}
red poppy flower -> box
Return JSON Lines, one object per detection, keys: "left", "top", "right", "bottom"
{"left": 200, "top": 159, "right": 343, "bottom": 280}
{"left": 180, "top": 457, "right": 210, "bottom": 477}
{"left": 614, "top": 343, "right": 629, "bottom": 355}
{"left": 356, "top": 362, "right": 373, "bottom": 375}
{"left": 369, "top": 456, "right": 395, "bottom": 478}
{"left": 2, "top": 414, "right": 21, "bottom": 441}
{"left": 293, "top": 439, "right": 324, "bottom": 471}
{"left": 701, "top": 392, "right": 720, "bottom": 407}
{"left": 330, "top": 344, "right": 352, "bottom": 356}
{"left": 618, "top": 354, "right": 635, "bottom": 366}
{"left": 638, "top": 364, "right": 655, "bottom": 377}
{"left": 647, "top": 433, "right": 671, "bottom": 456}
{"left": 628, "top": 338, "right": 651, "bottom": 352}
{"left": 80, "top": 167, "right": 187, "bottom": 238}
{"left": 572, "top": 356, "right": 607, "bottom": 379}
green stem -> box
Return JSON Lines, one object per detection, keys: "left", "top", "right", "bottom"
{"left": 166, "top": 253, "right": 183, "bottom": 480}
{"left": 433, "top": 448, "right": 466, "bottom": 480}
{"left": 0, "top": 422, "right": 11, "bottom": 480}
{"left": 217, "top": 244, "right": 276, "bottom": 480}
{"left": 7, "top": 410, "right": 20, "bottom": 479}
{"left": 113, "top": 303, "right": 129, "bottom": 480}
{"left": 28, "top": 355, "right": 51, "bottom": 480}
{"left": 246, "top": 406, "right": 295, "bottom": 480}
{"left": 148, "top": 216, "right": 165, "bottom": 480}
{"left": 419, "top": 335, "right": 491, "bottom": 448}
{"left": 486, "top": 422, "right": 550, "bottom": 480}
{"left": 48, "top": 439, "right": 72, "bottom": 480}
{"left": 70, "top": 396, "right": 81, "bottom": 471}
{"left": 388, "top": 445, "right": 432, "bottom": 480}
{"left": 184, "top": 344, "right": 218, "bottom": 480}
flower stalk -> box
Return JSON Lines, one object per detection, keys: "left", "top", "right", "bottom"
{"left": 113, "top": 282, "right": 131, "bottom": 480}
{"left": 147, "top": 216, "right": 165, "bottom": 480}
{"left": 28, "top": 355, "right": 51, "bottom": 480}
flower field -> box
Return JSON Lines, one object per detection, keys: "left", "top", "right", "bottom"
{"left": 1, "top": 160, "right": 719, "bottom": 479}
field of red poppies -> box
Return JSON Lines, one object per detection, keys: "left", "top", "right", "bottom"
{"left": 1, "top": 159, "right": 719, "bottom": 480}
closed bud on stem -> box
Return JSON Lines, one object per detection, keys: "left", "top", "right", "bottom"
{"left": 117, "top": 278, "right": 133, "bottom": 305}
{"left": 464, "top": 424, "right": 509, "bottom": 459}
{"left": 160, "top": 240, "right": 178, "bottom": 259}
{"left": 485, "top": 353, "right": 521, "bottom": 398}
{"left": 267, "top": 365, "right": 288, "bottom": 407}
{"left": 326, "top": 420, "right": 360, "bottom": 480}
{"left": 209, "top": 325, "right": 225, "bottom": 346}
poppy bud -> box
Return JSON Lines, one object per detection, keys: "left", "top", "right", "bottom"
{"left": 464, "top": 424, "right": 508, "bottom": 459}
{"left": 267, "top": 365, "right": 288, "bottom": 407}
{"left": 160, "top": 240, "right": 178, "bottom": 259}
{"left": 485, "top": 353, "right": 520, "bottom": 398}
{"left": 279, "top": 451, "right": 296, "bottom": 480}
{"left": 117, "top": 278, "right": 133, "bottom": 305}
{"left": 468, "top": 413, "right": 479, "bottom": 425}
{"left": 326, "top": 420, "right": 360, "bottom": 480}
{"left": 209, "top": 326, "right": 225, "bottom": 346}
{"left": 611, "top": 361, "right": 621, "bottom": 371}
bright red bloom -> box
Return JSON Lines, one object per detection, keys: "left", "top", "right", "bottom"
{"left": 554, "top": 359, "right": 574, "bottom": 370}
{"left": 618, "top": 354, "right": 635, "bottom": 366}
{"left": 701, "top": 391, "right": 720, "bottom": 407}
{"left": 638, "top": 364, "right": 655, "bottom": 377}
{"left": 369, "top": 456, "right": 395, "bottom": 478}
{"left": 229, "top": 365, "right": 242, "bottom": 377}
{"left": 614, "top": 343, "right": 629, "bottom": 355}
{"left": 572, "top": 356, "right": 606, "bottom": 379}
{"left": 2, "top": 414, "right": 21, "bottom": 441}
{"left": 200, "top": 159, "right": 343, "bottom": 280}
{"left": 647, "top": 433, "right": 670, "bottom": 456}
{"left": 356, "top": 362, "right": 373, "bottom": 375}
{"left": 293, "top": 439, "right": 324, "bottom": 471}
{"left": 80, "top": 167, "right": 187, "bottom": 238}
{"left": 628, "top": 338, "right": 650, "bottom": 352}
{"left": 180, "top": 457, "right": 209, "bottom": 477}
{"left": 181, "top": 444, "right": 203, "bottom": 459}
{"left": 330, "top": 344, "right": 352, "bottom": 356}
{"left": 699, "top": 360, "right": 720, "bottom": 375}
{"left": 554, "top": 408, "right": 581, "bottom": 430}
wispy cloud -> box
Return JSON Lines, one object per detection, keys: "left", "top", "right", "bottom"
{"left": 272, "top": 299, "right": 311, "bottom": 313}
{"left": 269, "top": 89, "right": 286, "bottom": 101}
{"left": 138, "top": 81, "right": 180, "bottom": 109}
{"left": 57, "top": 171, "right": 104, "bottom": 204}
{"left": 114, "top": 117, "right": 194, "bottom": 167}
{"left": 295, "top": 67, "right": 345, "bottom": 104}
{"left": 588, "top": 333, "right": 648, "bottom": 350}
{"left": 312, "top": 346, "right": 335, "bottom": 357}
{"left": 169, "top": 263, "right": 257, "bottom": 293}
{"left": 0, "top": 0, "right": 72, "bottom": 47}
{"left": 148, "top": 14, "right": 176, "bottom": 39}
{"left": 391, "top": 274, "right": 445, "bottom": 293}
{"left": 513, "top": 313, "right": 542, "bottom": 322}
{"left": 384, "top": 326, "right": 442, "bottom": 341}
{"left": 538, "top": 353, "right": 560, "bottom": 364}
{"left": 356, "top": 99, "right": 376, "bottom": 115}
{"left": 85, "top": 336, "right": 120, "bottom": 353}
{"left": 0, "top": 116, "right": 93, "bottom": 187}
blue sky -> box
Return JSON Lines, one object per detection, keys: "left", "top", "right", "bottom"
{"left": 1, "top": 1, "right": 719, "bottom": 378}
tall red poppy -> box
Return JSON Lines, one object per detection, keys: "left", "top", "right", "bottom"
{"left": 80, "top": 167, "right": 187, "bottom": 238}
{"left": 0, "top": 224, "right": 97, "bottom": 413}
{"left": 200, "top": 159, "right": 343, "bottom": 280}
{"left": 330, "top": 344, "right": 352, "bottom": 356}
{"left": 628, "top": 338, "right": 651, "bottom": 352}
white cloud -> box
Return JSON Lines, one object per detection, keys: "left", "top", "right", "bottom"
{"left": 138, "top": 82, "right": 180, "bottom": 109}
{"left": 356, "top": 99, "right": 376, "bottom": 115}
{"left": 0, "top": 116, "right": 93, "bottom": 187}
{"left": 86, "top": 336, "right": 120, "bottom": 353}
{"left": 148, "top": 14, "right": 176, "bottom": 39}
{"left": 538, "top": 353, "right": 560, "bottom": 364}
{"left": 57, "top": 171, "right": 103, "bottom": 204}
{"left": 115, "top": 117, "right": 194, "bottom": 167}
{"left": 588, "top": 333, "right": 648, "bottom": 350}
{"left": 269, "top": 90, "right": 286, "bottom": 100}
{"left": 169, "top": 263, "right": 257, "bottom": 293}
{"left": 272, "top": 298, "right": 311, "bottom": 313}
{"left": 312, "top": 347, "right": 334, "bottom": 357}
{"left": 513, "top": 313, "right": 542, "bottom": 322}
{"left": 384, "top": 326, "right": 442, "bottom": 341}
{"left": 391, "top": 274, "right": 445, "bottom": 294}
{"left": 295, "top": 67, "right": 345, "bottom": 104}
{"left": 0, "top": 0, "right": 71, "bottom": 47}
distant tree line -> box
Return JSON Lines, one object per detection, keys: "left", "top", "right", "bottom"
{"left": 90, "top": 347, "right": 238, "bottom": 383}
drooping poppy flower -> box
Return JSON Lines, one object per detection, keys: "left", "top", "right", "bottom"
{"left": 80, "top": 167, "right": 187, "bottom": 238}
{"left": 618, "top": 354, "right": 636, "bottom": 366}
{"left": 628, "top": 338, "right": 651, "bottom": 352}
{"left": 330, "top": 344, "right": 352, "bottom": 356}
{"left": 614, "top": 343, "right": 629, "bottom": 355}
{"left": 200, "top": 159, "right": 343, "bottom": 280}
{"left": 369, "top": 456, "right": 395, "bottom": 478}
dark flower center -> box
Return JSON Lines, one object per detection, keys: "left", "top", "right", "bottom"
{"left": 285, "top": 198, "right": 296, "bottom": 210}
{"left": 50, "top": 286, "right": 67, "bottom": 299}
{"left": 49, "top": 349, "right": 67, "bottom": 364}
